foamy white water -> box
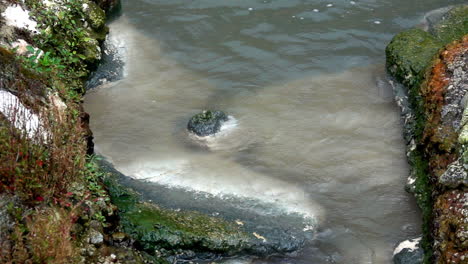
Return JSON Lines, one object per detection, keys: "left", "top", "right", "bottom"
{"left": 120, "top": 154, "right": 322, "bottom": 220}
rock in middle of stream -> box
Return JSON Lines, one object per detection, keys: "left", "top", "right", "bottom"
{"left": 187, "top": 110, "right": 229, "bottom": 136}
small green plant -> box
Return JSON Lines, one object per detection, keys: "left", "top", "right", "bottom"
{"left": 83, "top": 155, "right": 107, "bottom": 197}
{"left": 93, "top": 211, "right": 106, "bottom": 223}
{"left": 23, "top": 0, "right": 101, "bottom": 96}
{"left": 22, "top": 46, "right": 65, "bottom": 74}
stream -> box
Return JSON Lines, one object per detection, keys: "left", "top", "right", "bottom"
{"left": 84, "top": 0, "right": 467, "bottom": 263}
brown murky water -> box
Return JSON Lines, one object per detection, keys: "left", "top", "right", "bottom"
{"left": 84, "top": 0, "right": 466, "bottom": 263}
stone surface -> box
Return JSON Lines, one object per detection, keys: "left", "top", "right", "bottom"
{"left": 429, "top": 5, "right": 468, "bottom": 44}
{"left": 439, "top": 159, "right": 468, "bottom": 188}
{"left": 393, "top": 237, "right": 424, "bottom": 264}
{"left": 83, "top": 0, "right": 106, "bottom": 30}
{"left": 88, "top": 229, "right": 104, "bottom": 245}
{"left": 86, "top": 32, "right": 124, "bottom": 89}
{"left": 187, "top": 110, "right": 229, "bottom": 137}
{"left": 386, "top": 5, "right": 468, "bottom": 264}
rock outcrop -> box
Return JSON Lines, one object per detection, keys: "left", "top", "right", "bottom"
{"left": 386, "top": 5, "right": 468, "bottom": 264}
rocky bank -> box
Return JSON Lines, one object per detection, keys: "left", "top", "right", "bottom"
{"left": 386, "top": 5, "right": 468, "bottom": 264}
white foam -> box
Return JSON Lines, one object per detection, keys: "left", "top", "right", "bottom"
{"left": 221, "top": 260, "right": 252, "bottom": 264}
{"left": 407, "top": 175, "right": 416, "bottom": 185}
{"left": 0, "top": 90, "right": 45, "bottom": 140}
{"left": 120, "top": 154, "right": 322, "bottom": 222}
{"left": 220, "top": 116, "right": 238, "bottom": 132}
{"left": 186, "top": 116, "right": 255, "bottom": 152}
{"left": 105, "top": 18, "right": 129, "bottom": 77}
{"left": 393, "top": 237, "right": 421, "bottom": 256}
{"left": 1, "top": 5, "right": 38, "bottom": 33}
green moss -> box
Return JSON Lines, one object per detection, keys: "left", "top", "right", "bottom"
{"left": 193, "top": 110, "right": 218, "bottom": 122}
{"left": 386, "top": 29, "right": 442, "bottom": 89}
{"left": 407, "top": 150, "right": 433, "bottom": 264}
{"left": 82, "top": 37, "right": 101, "bottom": 63}
{"left": 87, "top": 26, "right": 109, "bottom": 42}
{"left": 83, "top": 0, "right": 107, "bottom": 30}
{"left": 431, "top": 5, "right": 468, "bottom": 45}
{"left": 103, "top": 176, "right": 251, "bottom": 257}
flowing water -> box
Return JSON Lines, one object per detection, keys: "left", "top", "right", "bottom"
{"left": 84, "top": 0, "right": 466, "bottom": 263}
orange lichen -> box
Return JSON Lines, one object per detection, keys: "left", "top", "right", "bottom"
{"left": 421, "top": 35, "right": 468, "bottom": 264}
{"left": 421, "top": 36, "right": 468, "bottom": 180}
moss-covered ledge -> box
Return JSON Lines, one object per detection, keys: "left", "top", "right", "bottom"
{"left": 386, "top": 4, "right": 468, "bottom": 264}
{"left": 102, "top": 173, "right": 255, "bottom": 262}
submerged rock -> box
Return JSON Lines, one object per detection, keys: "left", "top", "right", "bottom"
{"left": 104, "top": 174, "right": 251, "bottom": 260}
{"left": 86, "top": 31, "right": 125, "bottom": 89}
{"left": 393, "top": 237, "right": 424, "bottom": 264}
{"left": 187, "top": 110, "right": 229, "bottom": 137}
{"left": 99, "top": 159, "right": 312, "bottom": 262}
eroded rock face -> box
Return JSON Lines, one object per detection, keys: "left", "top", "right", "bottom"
{"left": 187, "top": 110, "right": 229, "bottom": 137}
{"left": 386, "top": 4, "right": 468, "bottom": 264}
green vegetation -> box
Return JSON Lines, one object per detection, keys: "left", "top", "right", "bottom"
{"left": 23, "top": 0, "right": 108, "bottom": 95}
{"left": 407, "top": 150, "right": 433, "bottom": 263}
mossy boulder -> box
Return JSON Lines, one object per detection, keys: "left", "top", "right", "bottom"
{"left": 187, "top": 110, "right": 229, "bottom": 136}
{"left": 386, "top": 29, "right": 442, "bottom": 89}
{"left": 104, "top": 176, "right": 253, "bottom": 260}
{"left": 386, "top": 4, "right": 468, "bottom": 89}
{"left": 83, "top": 0, "right": 106, "bottom": 30}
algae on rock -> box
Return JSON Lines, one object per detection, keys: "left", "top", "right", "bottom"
{"left": 103, "top": 174, "right": 254, "bottom": 261}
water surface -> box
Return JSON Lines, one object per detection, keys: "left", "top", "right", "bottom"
{"left": 85, "top": 0, "right": 466, "bottom": 263}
